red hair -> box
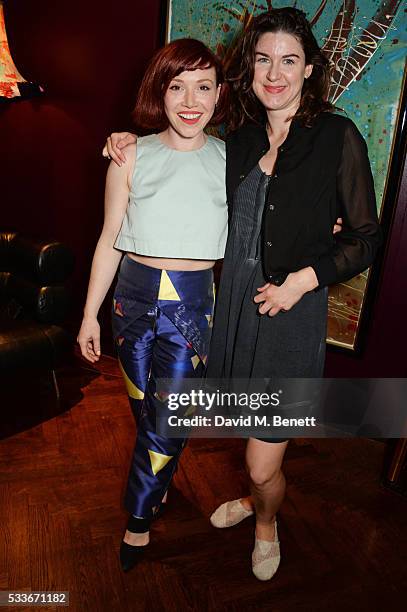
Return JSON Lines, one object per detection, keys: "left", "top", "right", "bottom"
{"left": 133, "top": 38, "right": 228, "bottom": 132}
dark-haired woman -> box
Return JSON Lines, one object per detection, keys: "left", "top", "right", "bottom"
{"left": 78, "top": 38, "right": 229, "bottom": 572}
{"left": 105, "top": 8, "right": 381, "bottom": 581}
{"left": 207, "top": 8, "right": 381, "bottom": 580}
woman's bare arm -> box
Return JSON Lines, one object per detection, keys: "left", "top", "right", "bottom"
{"left": 77, "top": 144, "right": 136, "bottom": 361}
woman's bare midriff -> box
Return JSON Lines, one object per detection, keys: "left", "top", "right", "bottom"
{"left": 127, "top": 253, "right": 216, "bottom": 271}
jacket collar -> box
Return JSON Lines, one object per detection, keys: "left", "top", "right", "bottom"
{"left": 240, "top": 115, "right": 309, "bottom": 145}
{"left": 226, "top": 116, "right": 315, "bottom": 204}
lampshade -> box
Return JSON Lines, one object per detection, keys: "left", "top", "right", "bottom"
{"left": 0, "top": 1, "right": 43, "bottom": 99}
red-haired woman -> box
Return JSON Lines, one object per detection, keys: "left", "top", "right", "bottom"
{"left": 78, "top": 38, "right": 228, "bottom": 572}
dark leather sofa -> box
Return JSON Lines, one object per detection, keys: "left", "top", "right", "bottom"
{"left": 0, "top": 232, "right": 75, "bottom": 399}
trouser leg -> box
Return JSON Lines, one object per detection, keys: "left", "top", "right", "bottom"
{"left": 124, "top": 307, "right": 206, "bottom": 518}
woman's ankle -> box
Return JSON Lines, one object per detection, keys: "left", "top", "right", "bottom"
{"left": 255, "top": 517, "right": 277, "bottom": 541}
{"left": 124, "top": 529, "right": 150, "bottom": 546}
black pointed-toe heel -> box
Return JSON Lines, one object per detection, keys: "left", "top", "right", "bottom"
{"left": 120, "top": 541, "right": 146, "bottom": 572}
{"left": 120, "top": 515, "right": 150, "bottom": 572}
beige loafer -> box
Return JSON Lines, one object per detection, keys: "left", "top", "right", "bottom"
{"left": 210, "top": 498, "right": 254, "bottom": 528}
{"left": 252, "top": 520, "right": 280, "bottom": 581}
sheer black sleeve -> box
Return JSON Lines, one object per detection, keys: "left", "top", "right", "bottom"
{"left": 313, "top": 120, "right": 382, "bottom": 287}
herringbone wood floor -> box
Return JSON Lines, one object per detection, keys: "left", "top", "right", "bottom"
{"left": 1, "top": 355, "right": 406, "bottom": 612}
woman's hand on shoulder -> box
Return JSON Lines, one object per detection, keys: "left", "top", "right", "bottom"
{"left": 102, "top": 132, "right": 137, "bottom": 166}
{"left": 77, "top": 315, "right": 101, "bottom": 362}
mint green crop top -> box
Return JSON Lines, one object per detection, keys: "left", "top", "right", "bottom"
{"left": 114, "top": 133, "right": 227, "bottom": 259}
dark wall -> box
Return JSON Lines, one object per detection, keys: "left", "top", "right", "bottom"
{"left": 0, "top": 0, "right": 163, "bottom": 331}
{"left": 1, "top": 1, "right": 406, "bottom": 376}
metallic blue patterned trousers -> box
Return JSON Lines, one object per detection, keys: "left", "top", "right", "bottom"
{"left": 112, "top": 256, "right": 214, "bottom": 519}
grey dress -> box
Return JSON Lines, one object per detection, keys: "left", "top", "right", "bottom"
{"left": 207, "top": 163, "right": 328, "bottom": 382}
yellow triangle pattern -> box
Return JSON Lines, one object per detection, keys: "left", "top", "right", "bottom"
{"left": 148, "top": 449, "right": 173, "bottom": 476}
{"left": 205, "top": 314, "right": 213, "bottom": 328}
{"left": 158, "top": 270, "right": 181, "bottom": 301}
{"left": 191, "top": 355, "right": 200, "bottom": 370}
{"left": 118, "top": 359, "right": 144, "bottom": 400}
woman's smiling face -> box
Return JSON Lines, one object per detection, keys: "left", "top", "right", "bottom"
{"left": 164, "top": 66, "right": 220, "bottom": 140}
{"left": 252, "top": 31, "right": 313, "bottom": 115}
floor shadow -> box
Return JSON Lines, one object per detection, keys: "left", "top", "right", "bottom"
{"left": 0, "top": 357, "right": 100, "bottom": 439}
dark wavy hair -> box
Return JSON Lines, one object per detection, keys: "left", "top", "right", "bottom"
{"left": 133, "top": 38, "right": 229, "bottom": 133}
{"left": 225, "top": 8, "right": 334, "bottom": 130}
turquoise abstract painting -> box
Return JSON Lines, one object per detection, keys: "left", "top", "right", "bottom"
{"left": 167, "top": 0, "right": 406, "bottom": 349}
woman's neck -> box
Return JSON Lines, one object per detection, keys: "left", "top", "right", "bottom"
{"left": 266, "top": 105, "right": 298, "bottom": 140}
{"left": 159, "top": 127, "right": 207, "bottom": 151}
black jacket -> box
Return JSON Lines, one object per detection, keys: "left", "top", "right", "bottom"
{"left": 225, "top": 112, "right": 382, "bottom": 288}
